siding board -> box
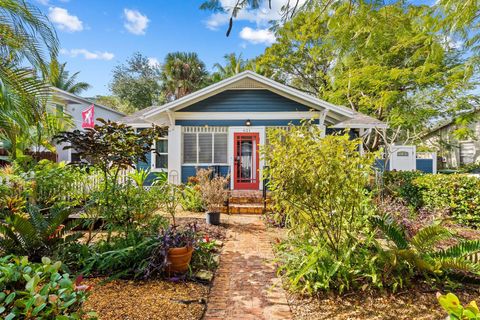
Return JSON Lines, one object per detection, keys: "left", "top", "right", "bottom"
{"left": 175, "top": 119, "right": 319, "bottom": 126}
{"left": 181, "top": 165, "right": 230, "bottom": 184}
{"left": 178, "top": 90, "right": 311, "bottom": 112}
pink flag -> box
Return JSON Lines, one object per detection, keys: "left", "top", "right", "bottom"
{"left": 81, "top": 104, "right": 95, "bottom": 128}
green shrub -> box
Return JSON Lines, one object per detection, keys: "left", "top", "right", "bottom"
{"left": 383, "top": 170, "right": 424, "bottom": 208}
{"left": 413, "top": 174, "right": 480, "bottom": 226}
{"left": 190, "top": 238, "right": 219, "bottom": 271}
{"left": 383, "top": 171, "right": 480, "bottom": 226}
{"left": 0, "top": 255, "right": 94, "bottom": 319}
{"left": 32, "top": 160, "right": 92, "bottom": 207}
{"left": 372, "top": 214, "right": 480, "bottom": 284}
{"left": 82, "top": 233, "right": 159, "bottom": 279}
{"left": 0, "top": 204, "right": 80, "bottom": 261}
{"left": 275, "top": 235, "right": 384, "bottom": 293}
{"left": 263, "top": 123, "right": 378, "bottom": 293}
{"left": 56, "top": 216, "right": 169, "bottom": 277}
{"left": 437, "top": 292, "right": 480, "bottom": 320}
{"left": 180, "top": 185, "right": 205, "bottom": 212}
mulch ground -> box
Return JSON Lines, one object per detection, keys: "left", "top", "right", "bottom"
{"left": 83, "top": 278, "right": 209, "bottom": 320}
{"left": 287, "top": 284, "right": 480, "bottom": 320}
{"left": 82, "top": 210, "right": 228, "bottom": 320}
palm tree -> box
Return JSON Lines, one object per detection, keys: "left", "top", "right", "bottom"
{"left": 45, "top": 60, "right": 91, "bottom": 95}
{"left": 0, "top": 0, "right": 59, "bottom": 160}
{"left": 161, "top": 52, "right": 208, "bottom": 101}
{"left": 211, "top": 53, "right": 266, "bottom": 82}
{"left": 213, "top": 53, "right": 248, "bottom": 79}
{"left": 372, "top": 214, "right": 480, "bottom": 279}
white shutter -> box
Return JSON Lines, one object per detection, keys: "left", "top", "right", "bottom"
{"left": 198, "top": 133, "right": 212, "bottom": 163}
{"left": 214, "top": 133, "right": 228, "bottom": 163}
{"left": 183, "top": 133, "right": 197, "bottom": 163}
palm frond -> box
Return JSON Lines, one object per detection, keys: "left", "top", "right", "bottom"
{"left": 439, "top": 257, "right": 480, "bottom": 274}
{"left": 434, "top": 240, "right": 480, "bottom": 263}
{"left": 371, "top": 214, "right": 409, "bottom": 249}
{"left": 410, "top": 225, "right": 452, "bottom": 253}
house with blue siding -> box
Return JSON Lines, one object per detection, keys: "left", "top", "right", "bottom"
{"left": 120, "top": 71, "right": 386, "bottom": 190}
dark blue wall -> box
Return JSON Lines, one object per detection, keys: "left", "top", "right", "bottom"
{"left": 181, "top": 165, "right": 230, "bottom": 184}
{"left": 374, "top": 159, "right": 388, "bottom": 172}
{"left": 175, "top": 119, "right": 319, "bottom": 126}
{"left": 178, "top": 90, "right": 311, "bottom": 113}
{"left": 416, "top": 159, "right": 434, "bottom": 173}
{"left": 374, "top": 159, "right": 434, "bottom": 174}
{"left": 137, "top": 152, "right": 151, "bottom": 171}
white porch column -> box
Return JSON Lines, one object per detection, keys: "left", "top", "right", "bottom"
{"left": 168, "top": 125, "right": 182, "bottom": 185}
{"left": 318, "top": 109, "right": 328, "bottom": 138}
{"left": 359, "top": 128, "right": 365, "bottom": 156}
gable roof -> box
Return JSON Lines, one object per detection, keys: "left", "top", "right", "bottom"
{"left": 121, "top": 71, "right": 386, "bottom": 128}
{"left": 52, "top": 87, "right": 126, "bottom": 116}
{"left": 423, "top": 108, "right": 480, "bottom": 137}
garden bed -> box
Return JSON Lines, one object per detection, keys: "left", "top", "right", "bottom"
{"left": 82, "top": 211, "right": 227, "bottom": 319}
{"left": 83, "top": 278, "right": 209, "bottom": 320}
{"left": 287, "top": 284, "right": 480, "bottom": 320}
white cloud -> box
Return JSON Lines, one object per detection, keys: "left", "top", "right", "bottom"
{"left": 205, "top": 13, "right": 230, "bottom": 30}
{"left": 60, "top": 48, "right": 114, "bottom": 61}
{"left": 48, "top": 7, "right": 83, "bottom": 32}
{"left": 444, "top": 35, "right": 464, "bottom": 50}
{"left": 147, "top": 57, "right": 160, "bottom": 67}
{"left": 239, "top": 27, "right": 275, "bottom": 44}
{"left": 123, "top": 9, "right": 149, "bottom": 35}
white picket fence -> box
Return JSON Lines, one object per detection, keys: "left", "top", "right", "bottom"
{"left": 35, "top": 169, "right": 136, "bottom": 203}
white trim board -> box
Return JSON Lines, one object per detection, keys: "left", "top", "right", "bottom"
{"left": 174, "top": 111, "right": 331, "bottom": 122}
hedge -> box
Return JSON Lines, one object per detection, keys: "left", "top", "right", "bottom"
{"left": 384, "top": 171, "right": 480, "bottom": 226}
{"left": 414, "top": 174, "right": 480, "bottom": 226}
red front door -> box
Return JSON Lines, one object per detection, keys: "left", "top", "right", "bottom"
{"left": 233, "top": 132, "right": 260, "bottom": 190}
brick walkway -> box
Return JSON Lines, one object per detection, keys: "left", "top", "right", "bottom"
{"left": 204, "top": 215, "right": 292, "bottom": 320}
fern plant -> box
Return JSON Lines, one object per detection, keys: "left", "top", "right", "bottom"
{"left": 0, "top": 204, "right": 80, "bottom": 261}
{"left": 372, "top": 214, "right": 480, "bottom": 281}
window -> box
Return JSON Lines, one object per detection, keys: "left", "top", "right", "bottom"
{"left": 182, "top": 127, "right": 228, "bottom": 164}
{"left": 152, "top": 136, "right": 168, "bottom": 171}
{"left": 397, "top": 151, "right": 409, "bottom": 157}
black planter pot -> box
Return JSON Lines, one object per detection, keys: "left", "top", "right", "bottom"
{"left": 206, "top": 211, "right": 221, "bottom": 225}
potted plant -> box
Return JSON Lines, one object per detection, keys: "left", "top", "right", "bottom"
{"left": 163, "top": 224, "right": 197, "bottom": 273}
{"left": 196, "top": 169, "right": 229, "bottom": 225}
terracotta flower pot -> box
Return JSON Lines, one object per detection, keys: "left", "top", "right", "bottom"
{"left": 167, "top": 246, "right": 194, "bottom": 273}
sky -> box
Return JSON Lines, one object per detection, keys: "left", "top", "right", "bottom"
{"left": 34, "top": 0, "right": 287, "bottom": 97}
{"left": 35, "top": 0, "right": 437, "bottom": 97}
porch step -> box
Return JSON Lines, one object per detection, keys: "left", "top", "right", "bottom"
{"left": 228, "top": 196, "right": 267, "bottom": 204}
{"left": 222, "top": 203, "right": 265, "bottom": 215}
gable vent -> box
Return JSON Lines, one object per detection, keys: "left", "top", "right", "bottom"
{"left": 227, "top": 78, "right": 267, "bottom": 89}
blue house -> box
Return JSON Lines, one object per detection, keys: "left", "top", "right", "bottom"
{"left": 121, "top": 71, "right": 386, "bottom": 190}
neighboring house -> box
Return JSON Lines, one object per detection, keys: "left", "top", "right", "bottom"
{"left": 121, "top": 71, "right": 386, "bottom": 190}
{"left": 422, "top": 113, "right": 480, "bottom": 169}
{"left": 52, "top": 87, "right": 125, "bottom": 162}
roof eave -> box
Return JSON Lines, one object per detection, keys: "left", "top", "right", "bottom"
{"left": 51, "top": 87, "right": 126, "bottom": 116}
{"left": 141, "top": 71, "right": 356, "bottom": 119}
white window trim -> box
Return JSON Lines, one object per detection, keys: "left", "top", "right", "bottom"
{"left": 151, "top": 136, "right": 168, "bottom": 172}
{"left": 182, "top": 130, "right": 228, "bottom": 166}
